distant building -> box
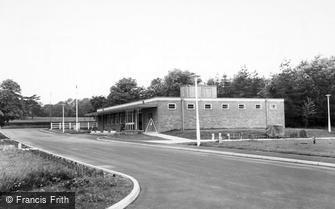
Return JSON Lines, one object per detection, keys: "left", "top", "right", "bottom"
{"left": 96, "top": 85, "right": 285, "bottom": 132}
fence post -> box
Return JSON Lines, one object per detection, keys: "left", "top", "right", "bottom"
{"left": 227, "top": 133, "right": 230, "bottom": 140}
{"left": 211, "top": 133, "right": 215, "bottom": 141}
{"left": 59, "top": 123, "right": 61, "bottom": 129}
{"left": 88, "top": 122, "right": 90, "bottom": 130}
{"left": 50, "top": 122, "right": 53, "bottom": 130}
{"left": 219, "top": 133, "right": 222, "bottom": 143}
{"left": 69, "top": 123, "right": 71, "bottom": 130}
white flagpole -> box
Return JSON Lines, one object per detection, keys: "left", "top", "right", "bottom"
{"left": 62, "top": 103, "right": 65, "bottom": 133}
{"left": 194, "top": 76, "right": 201, "bottom": 147}
{"left": 76, "top": 85, "right": 79, "bottom": 131}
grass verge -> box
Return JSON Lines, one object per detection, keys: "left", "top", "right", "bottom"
{"left": 0, "top": 139, "right": 132, "bottom": 209}
{"left": 197, "top": 138, "right": 335, "bottom": 158}
{"left": 164, "top": 128, "right": 335, "bottom": 139}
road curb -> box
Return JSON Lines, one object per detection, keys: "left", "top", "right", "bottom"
{"left": 0, "top": 131, "right": 140, "bottom": 209}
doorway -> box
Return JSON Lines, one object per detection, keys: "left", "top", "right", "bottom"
{"left": 138, "top": 112, "right": 143, "bottom": 130}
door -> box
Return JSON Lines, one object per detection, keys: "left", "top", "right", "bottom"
{"left": 138, "top": 112, "right": 143, "bottom": 130}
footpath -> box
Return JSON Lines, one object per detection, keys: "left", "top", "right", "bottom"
{"left": 142, "top": 132, "right": 335, "bottom": 168}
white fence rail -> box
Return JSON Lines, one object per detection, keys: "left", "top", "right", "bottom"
{"left": 50, "top": 122, "right": 97, "bottom": 130}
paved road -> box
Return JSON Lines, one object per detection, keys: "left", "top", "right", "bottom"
{"left": 2, "top": 129, "right": 335, "bottom": 209}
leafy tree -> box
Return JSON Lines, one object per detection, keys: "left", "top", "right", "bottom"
{"left": 145, "top": 69, "right": 199, "bottom": 98}
{"left": 0, "top": 79, "right": 24, "bottom": 123}
{"left": 207, "top": 74, "right": 233, "bottom": 97}
{"left": 163, "top": 69, "right": 197, "bottom": 96}
{"left": 265, "top": 56, "right": 335, "bottom": 127}
{"left": 90, "top": 96, "right": 108, "bottom": 111}
{"left": 23, "top": 95, "right": 44, "bottom": 119}
{"left": 107, "top": 78, "right": 145, "bottom": 105}
{"left": 144, "top": 78, "right": 167, "bottom": 98}
{"left": 301, "top": 97, "right": 317, "bottom": 128}
{"left": 78, "top": 98, "right": 94, "bottom": 115}
{"left": 42, "top": 98, "right": 94, "bottom": 117}
{"left": 0, "top": 79, "right": 21, "bottom": 94}
{"left": 208, "top": 68, "right": 266, "bottom": 98}
{"left": 0, "top": 110, "right": 5, "bottom": 127}
{"left": 230, "top": 67, "right": 266, "bottom": 98}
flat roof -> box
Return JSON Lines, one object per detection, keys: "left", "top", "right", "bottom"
{"left": 95, "top": 97, "right": 284, "bottom": 115}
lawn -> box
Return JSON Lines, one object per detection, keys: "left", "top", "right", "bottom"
{"left": 0, "top": 139, "right": 132, "bottom": 209}
{"left": 164, "top": 128, "right": 335, "bottom": 139}
{"left": 199, "top": 138, "right": 335, "bottom": 158}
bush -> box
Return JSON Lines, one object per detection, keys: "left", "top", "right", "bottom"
{"left": 298, "top": 129, "right": 308, "bottom": 138}
{"left": 266, "top": 125, "right": 285, "bottom": 138}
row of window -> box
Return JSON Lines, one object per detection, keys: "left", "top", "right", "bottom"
{"left": 168, "top": 103, "right": 277, "bottom": 110}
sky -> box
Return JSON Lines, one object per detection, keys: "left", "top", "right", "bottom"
{"left": 1, "top": 0, "right": 335, "bottom": 104}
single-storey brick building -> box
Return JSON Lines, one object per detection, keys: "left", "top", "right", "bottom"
{"left": 96, "top": 86, "right": 285, "bottom": 132}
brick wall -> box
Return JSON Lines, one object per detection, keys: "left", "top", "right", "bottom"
{"left": 97, "top": 98, "right": 285, "bottom": 133}
{"left": 156, "top": 100, "right": 183, "bottom": 132}
{"left": 156, "top": 99, "right": 285, "bottom": 132}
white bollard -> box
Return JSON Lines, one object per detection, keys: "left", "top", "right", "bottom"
{"left": 219, "top": 133, "right": 222, "bottom": 143}
{"left": 69, "top": 123, "right": 72, "bottom": 130}
{"left": 59, "top": 123, "right": 61, "bottom": 130}
{"left": 227, "top": 133, "right": 230, "bottom": 140}
{"left": 88, "top": 122, "right": 90, "bottom": 130}
{"left": 50, "top": 122, "right": 53, "bottom": 130}
{"left": 211, "top": 133, "right": 215, "bottom": 141}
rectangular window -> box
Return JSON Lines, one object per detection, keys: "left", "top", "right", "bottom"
{"left": 204, "top": 103, "right": 212, "bottom": 109}
{"left": 222, "top": 104, "right": 229, "bottom": 109}
{"left": 115, "top": 114, "right": 119, "bottom": 124}
{"left": 238, "top": 104, "right": 246, "bottom": 109}
{"left": 270, "top": 104, "right": 277, "bottom": 110}
{"left": 187, "top": 103, "right": 195, "bottom": 109}
{"left": 111, "top": 114, "right": 115, "bottom": 124}
{"left": 168, "top": 103, "right": 176, "bottom": 110}
{"left": 255, "top": 104, "right": 262, "bottom": 109}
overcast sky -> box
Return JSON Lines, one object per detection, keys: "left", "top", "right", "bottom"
{"left": 1, "top": 0, "right": 335, "bottom": 104}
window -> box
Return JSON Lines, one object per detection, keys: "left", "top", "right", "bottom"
{"left": 204, "top": 103, "right": 212, "bottom": 109}
{"left": 187, "top": 103, "right": 195, "bottom": 109}
{"left": 111, "top": 114, "right": 115, "bottom": 124}
{"left": 270, "top": 104, "right": 277, "bottom": 110}
{"left": 238, "top": 104, "right": 246, "bottom": 109}
{"left": 115, "top": 114, "right": 119, "bottom": 124}
{"left": 222, "top": 104, "right": 229, "bottom": 109}
{"left": 168, "top": 103, "right": 176, "bottom": 110}
{"left": 255, "top": 104, "right": 262, "bottom": 109}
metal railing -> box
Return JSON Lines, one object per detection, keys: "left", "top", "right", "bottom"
{"left": 50, "top": 122, "right": 97, "bottom": 130}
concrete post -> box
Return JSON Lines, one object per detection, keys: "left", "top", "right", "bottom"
{"left": 218, "top": 133, "right": 222, "bottom": 143}
{"left": 326, "top": 94, "right": 331, "bottom": 133}
{"left": 194, "top": 76, "right": 201, "bottom": 147}
{"left": 211, "top": 133, "right": 215, "bottom": 141}
{"left": 227, "top": 133, "right": 230, "bottom": 140}
{"left": 62, "top": 104, "right": 65, "bottom": 133}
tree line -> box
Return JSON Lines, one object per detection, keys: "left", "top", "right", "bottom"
{"left": 91, "top": 56, "right": 335, "bottom": 128}
{"left": 1, "top": 56, "right": 334, "bottom": 128}
{"left": 0, "top": 79, "right": 94, "bottom": 126}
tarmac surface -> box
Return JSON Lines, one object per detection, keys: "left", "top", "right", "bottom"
{"left": 2, "top": 129, "right": 335, "bottom": 209}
